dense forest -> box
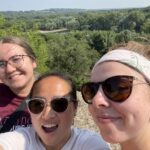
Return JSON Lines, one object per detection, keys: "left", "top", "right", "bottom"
{"left": 0, "top": 6, "right": 150, "bottom": 88}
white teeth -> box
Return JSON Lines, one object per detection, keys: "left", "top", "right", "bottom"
{"left": 43, "top": 124, "right": 57, "bottom": 128}
{"left": 9, "top": 73, "right": 20, "bottom": 79}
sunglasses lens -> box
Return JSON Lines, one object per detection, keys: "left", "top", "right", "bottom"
{"left": 81, "top": 82, "right": 99, "bottom": 104}
{"left": 102, "top": 76, "right": 133, "bottom": 102}
{"left": 51, "top": 98, "right": 68, "bottom": 112}
{"left": 81, "top": 76, "right": 134, "bottom": 104}
{"left": 28, "top": 99, "right": 44, "bottom": 114}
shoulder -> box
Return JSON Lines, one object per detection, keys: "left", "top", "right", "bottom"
{"left": 0, "top": 83, "right": 9, "bottom": 90}
{"left": 16, "top": 126, "right": 35, "bottom": 136}
{"left": 0, "top": 83, "right": 25, "bottom": 102}
{"left": 0, "top": 127, "right": 43, "bottom": 150}
{"left": 0, "top": 83, "right": 13, "bottom": 96}
{"left": 69, "top": 127, "right": 111, "bottom": 150}
{"left": 72, "top": 127, "right": 101, "bottom": 140}
{"left": 0, "top": 127, "right": 28, "bottom": 150}
{"left": 0, "top": 127, "right": 32, "bottom": 141}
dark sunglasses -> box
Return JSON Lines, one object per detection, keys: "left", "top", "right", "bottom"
{"left": 81, "top": 75, "right": 148, "bottom": 104}
{"left": 26, "top": 96, "right": 73, "bottom": 114}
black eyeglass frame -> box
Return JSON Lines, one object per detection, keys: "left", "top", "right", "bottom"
{"left": 81, "top": 75, "right": 149, "bottom": 104}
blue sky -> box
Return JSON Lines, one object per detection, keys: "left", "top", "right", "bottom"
{"left": 0, "top": 0, "right": 150, "bottom": 11}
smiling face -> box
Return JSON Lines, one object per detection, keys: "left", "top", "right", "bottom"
{"left": 30, "top": 76, "right": 77, "bottom": 149}
{"left": 89, "top": 61, "right": 150, "bottom": 144}
{"left": 0, "top": 43, "right": 36, "bottom": 95}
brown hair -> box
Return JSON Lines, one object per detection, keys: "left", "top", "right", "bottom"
{"left": 0, "top": 36, "right": 36, "bottom": 60}
{"left": 109, "top": 41, "right": 150, "bottom": 59}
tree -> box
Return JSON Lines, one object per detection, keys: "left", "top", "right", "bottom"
{"left": 118, "top": 11, "right": 145, "bottom": 32}
{"left": 45, "top": 33, "right": 99, "bottom": 88}
{"left": 115, "top": 30, "right": 137, "bottom": 43}
{"left": 0, "top": 15, "right": 5, "bottom": 28}
{"left": 88, "top": 31, "right": 116, "bottom": 53}
{"left": 142, "top": 19, "right": 150, "bottom": 33}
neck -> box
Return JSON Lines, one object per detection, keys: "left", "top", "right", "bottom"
{"left": 121, "top": 126, "right": 150, "bottom": 150}
{"left": 121, "top": 142, "right": 150, "bottom": 150}
{"left": 44, "top": 129, "right": 72, "bottom": 150}
{"left": 11, "top": 76, "right": 35, "bottom": 97}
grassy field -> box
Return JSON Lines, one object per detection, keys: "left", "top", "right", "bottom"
{"left": 74, "top": 92, "right": 121, "bottom": 150}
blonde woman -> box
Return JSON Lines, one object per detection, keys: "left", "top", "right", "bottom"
{"left": 81, "top": 41, "right": 150, "bottom": 150}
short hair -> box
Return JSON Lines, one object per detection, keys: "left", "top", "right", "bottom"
{"left": 28, "top": 72, "right": 78, "bottom": 105}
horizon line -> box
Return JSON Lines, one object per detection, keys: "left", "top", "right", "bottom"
{"left": 0, "top": 6, "right": 149, "bottom": 12}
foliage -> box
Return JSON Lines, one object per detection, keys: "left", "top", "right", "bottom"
{"left": 45, "top": 33, "right": 99, "bottom": 88}
{"left": 0, "top": 7, "right": 149, "bottom": 87}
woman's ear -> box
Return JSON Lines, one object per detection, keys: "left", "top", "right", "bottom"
{"left": 74, "top": 101, "right": 78, "bottom": 117}
{"left": 32, "top": 61, "right": 37, "bottom": 69}
{"left": 74, "top": 101, "right": 78, "bottom": 110}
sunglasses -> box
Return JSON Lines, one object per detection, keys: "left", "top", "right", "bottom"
{"left": 81, "top": 75, "right": 148, "bottom": 104}
{"left": 26, "top": 95, "right": 73, "bottom": 114}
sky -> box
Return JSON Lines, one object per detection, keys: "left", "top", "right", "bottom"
{"left": 0, "top": 0, "right": 150, "bottom": 11}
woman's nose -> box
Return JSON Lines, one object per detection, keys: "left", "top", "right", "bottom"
{"left": 5, "top": 63, "right": 16, "bottom": 73}
{"left": 42, "top": 104, "right": 57, "bottom": 119}
{"left": 92, "top": 89, "right": 110, "bottom": 107}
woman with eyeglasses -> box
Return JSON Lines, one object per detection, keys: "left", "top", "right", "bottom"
{"left": 0, "top": 36, "right": 37, "bottom": 132}
{"left": 81, "top": 41, "right": 150, "bottom": 150}
{"left": 0, "top": 72, "right": 110, "bottom": 150}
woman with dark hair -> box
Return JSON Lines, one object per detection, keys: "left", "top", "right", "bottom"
{"left": 0, "top": 72, "right": 110, "bottom": 150}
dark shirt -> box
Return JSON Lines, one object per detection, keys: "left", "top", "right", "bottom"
{"left": 0, "top": 83, "right": 31, "bottom": 132}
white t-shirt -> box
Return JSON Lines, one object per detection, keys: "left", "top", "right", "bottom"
{"left": 0, "top": 127, "right": 110, "bottom": 150}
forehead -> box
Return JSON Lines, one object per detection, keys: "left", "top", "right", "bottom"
{"left": 91, "top": 61, "right": 144, "bottom": 81}
{"left": 0, "top": 43, "right": 26, "bottom": 59}
{"left": 32, "top": 76, "right": 71, "bottom": 97}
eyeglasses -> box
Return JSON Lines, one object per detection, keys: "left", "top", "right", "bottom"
{"left": 81, "top": 75, "right": 149, "bottom": 104}
{"left": 0, "top": 55, "right": 31, "bottom": 72}
{"left": 26, "top": 95, "right": 73, "bottom": 114}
